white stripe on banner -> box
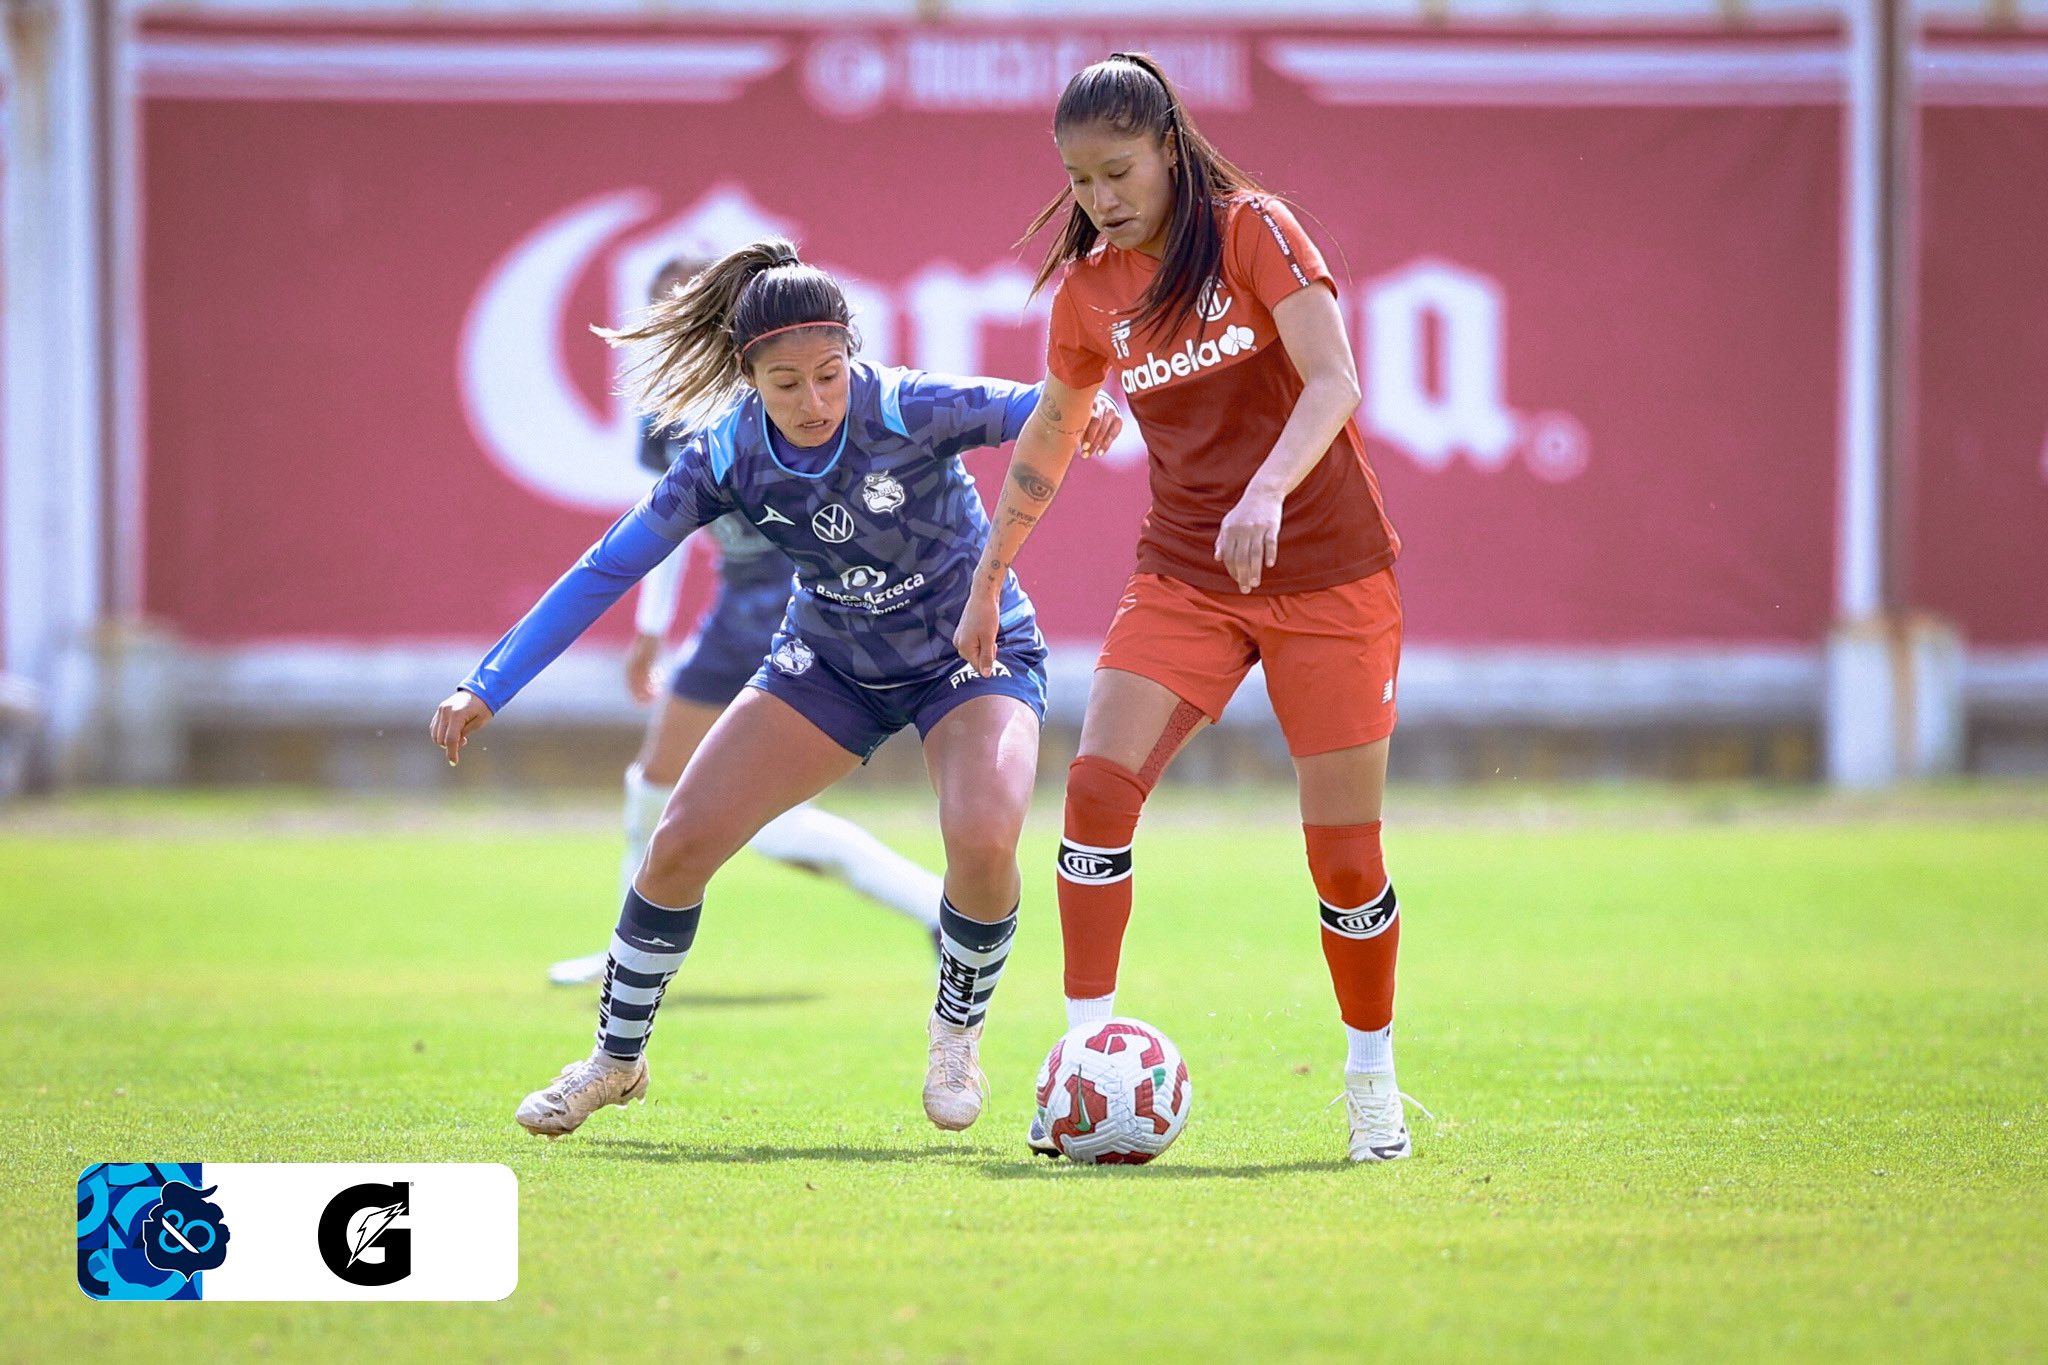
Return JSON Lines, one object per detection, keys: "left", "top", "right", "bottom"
{"left": 1264, "top": 40, "right": 1847, "bottom": 105}
{"left": 77, "top": 1163, "right": 516, "bottom": 1301}
{"left": 1918, "top": 48, "right": 2048, "bottom": 106}
{"left": 136, "top": 36, "right": 788, "bottom": 102}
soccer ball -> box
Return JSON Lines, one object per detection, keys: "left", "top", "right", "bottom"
{"left": 1033, "top": 1017, "right": 1192, "bottom": 1165}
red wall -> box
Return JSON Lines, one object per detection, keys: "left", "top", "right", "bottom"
{"left": 140, "top": 20, "right": 1849, "bottom": 649}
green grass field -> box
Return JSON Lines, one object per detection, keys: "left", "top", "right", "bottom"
{"left": 5, "top": 787, "right": 2045, "bottom": 1362}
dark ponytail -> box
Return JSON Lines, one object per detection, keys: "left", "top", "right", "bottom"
{"left": 1024, "top": 52, "right": 1268, "bottom": 341}
{"left": 596, "top": 238, "right": 858, "bottom": 428}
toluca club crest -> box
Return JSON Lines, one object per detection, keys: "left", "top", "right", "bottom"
{"left": 862, "top": 472, "right": 906, "bottom": 514}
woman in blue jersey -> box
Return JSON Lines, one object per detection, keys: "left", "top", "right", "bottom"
{"left": 430, "top": 239, "right": 1120, "bottom": 1140}
{"left": 545, "top": 257, "right": 950, "bottom": 987}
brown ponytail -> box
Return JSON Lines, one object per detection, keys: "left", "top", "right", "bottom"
{"left": 596, "top": 238, "right": 857, "bottom": 429}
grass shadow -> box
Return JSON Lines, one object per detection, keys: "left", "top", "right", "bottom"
{"left": 975, "top": 1157, "right": 1341, "bottom": 1181}
{"left": 580, "top": 1137, "right": 987, "bottom": 1166}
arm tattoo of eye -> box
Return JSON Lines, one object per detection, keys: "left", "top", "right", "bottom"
{"left": 1010, "top": 467, "right": 1057, "bottom": 501}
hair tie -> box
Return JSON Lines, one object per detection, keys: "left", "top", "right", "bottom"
{"left": 739, "top": 320, "right": 849, "bottom": 355}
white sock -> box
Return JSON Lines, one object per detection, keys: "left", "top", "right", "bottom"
{"left": 1065, "top": 994, "right": 1115, "bottom": 1029}
{"left": 1345, "top": 1024, "right": 1395, "bottom": 1076}
{"left": 748, "top": 803, "right": 943, "bottom": 930}
{"left": 620, "top": 764, "right": 672, "bottom": 898}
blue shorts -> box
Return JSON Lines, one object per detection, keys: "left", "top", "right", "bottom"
{"left": 668, "top": 578, "right": 790, "bottom": 708}
{"left": 746, "top": 620, "right": 1049, "bottom": 761}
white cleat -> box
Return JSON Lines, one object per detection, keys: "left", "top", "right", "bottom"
{"left": 546, "top": 950, "right": 611, "bottom": 987}
{"left": 923, "top": 1012, "right": 988, "bottom": 1131}
{"left": 515, "top": 1050, "right": 648, "bottom": 1138}
{"left": 1025, "top": 1112, "right": 1061, "bottom": 1159}
{"left": 1342, "top": 1071, "right": 1429, "bottom": 1163}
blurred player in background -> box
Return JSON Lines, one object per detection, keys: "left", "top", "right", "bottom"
{"left": 432, "top": 240, "right": 1121, "bottom": 1141}
{"left": 959, "top": 53, "right": 1417, "bottom": 1164}
{"left": 546, "top": 255, "right": 944, "bottom": 988}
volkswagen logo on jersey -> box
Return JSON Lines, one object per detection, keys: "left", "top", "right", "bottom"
{"left": 839, "top": 566, "right": 888, "bottom": 591}
{"left": 812, "top": 504, "right": 855, "bottom": 543}
{"left": 861, "top": 472, "right": 906, "bottom": 514}
{"left": 1197, "top": 277, "right": 1233, "bottom": 322}
{"left": 772, "top": 639, "right": 816, "bottom": 676}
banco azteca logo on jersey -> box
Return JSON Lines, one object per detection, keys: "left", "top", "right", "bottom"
{"left": 839, "top": 565, "right": 887, "bottom": 591}
{"left": 772, "top": 639, "right": 816, "bottom": 675}
{"left": 1119, "top": 324, "right": 1258, "bottom": 393}
{"left": 861, "top": 472, "right": 905, "bottom": 514}
{"left": 812, "top": 504, "right": 855, "bottom": 543}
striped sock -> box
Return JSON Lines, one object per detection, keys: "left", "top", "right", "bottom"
{"left": 596, "top": 888, "right": 702, "bottom": 1060}
{"left": 934, "top": 897, "right": 1016, "bottom": 1029}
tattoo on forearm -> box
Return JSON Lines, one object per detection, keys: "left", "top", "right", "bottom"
{"left": 1002, "top": 506, "right": 1040, "bottom": 530}
{"left": 1010, "top": 467, "right": 1057, "bottom": 501}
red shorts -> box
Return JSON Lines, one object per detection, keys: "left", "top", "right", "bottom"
{"left": 1095, "top": 569, "right": 1402, "bottom": 758}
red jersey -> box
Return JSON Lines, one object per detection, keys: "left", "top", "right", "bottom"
{"left": 1047, "top": 195, "right": 1399, "bottom": 596}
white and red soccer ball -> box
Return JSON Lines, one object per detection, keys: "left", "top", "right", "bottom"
{"left": 1033, "top": 1018, "right": 1192, "bottom": 1165}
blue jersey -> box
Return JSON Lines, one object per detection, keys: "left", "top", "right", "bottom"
{"left": 640, "top": 414, "right": 791, "bottom": 591}
{"left": 461, "top": 362, "right": 1041, "bottom": 712}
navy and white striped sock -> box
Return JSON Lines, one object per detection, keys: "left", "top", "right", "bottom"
{"left": 595, "top": 888, "right": 702, "bottom": 1061}
{"left": 934, "top": 897, "right": 1016, "bottom": 1030}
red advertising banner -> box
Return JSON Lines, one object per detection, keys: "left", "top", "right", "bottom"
{"left": 1912, "top": 35, "right": 2048, "bottom": 647}
{"left": 140, "top": 21, "right": 1845, "bottom": 650}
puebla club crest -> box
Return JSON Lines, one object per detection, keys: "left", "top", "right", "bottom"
{"left": 861, "top": 472, "right": 906, "bottom": 514}
{"left": 771, "top": 639, "right": 816, "bottom": 676}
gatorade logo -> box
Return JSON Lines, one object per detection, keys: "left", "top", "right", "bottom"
{"left": 1119, "top": 325, "right": 1258, "bottom": 393}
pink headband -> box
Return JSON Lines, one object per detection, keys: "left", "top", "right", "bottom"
{"left": 740, "top": 320, "right": 849, "bottom": 354}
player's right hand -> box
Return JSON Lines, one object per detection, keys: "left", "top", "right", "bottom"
{"left": 624, "top": 633, "right": 662, "bottom": 705}
{"left": 953, "top": 590, "right": 1002, "bottom": 679}
{"left": 429, "top": 689, "right": 494, "bottom": 766}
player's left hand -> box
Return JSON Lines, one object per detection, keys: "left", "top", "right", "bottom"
{"left": 1077, "top": 390, "right": 1124, "bottom": 459}
{"left": 429, "top": 689, "right": 494, "bottom": 766}
{"left": 1215, "top": 487, "right": 1284, "bottom": 593}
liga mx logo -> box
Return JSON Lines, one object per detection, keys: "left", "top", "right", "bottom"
{"left": 78, "top": 1164, "right": 217, "bottom": 1300}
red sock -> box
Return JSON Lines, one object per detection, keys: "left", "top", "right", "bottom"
{"left": 1057, "top": 756, "right": 1150, "bottom": 999}
{"left": 1305, "top": 822, "right": 1400, "bottom": 1031}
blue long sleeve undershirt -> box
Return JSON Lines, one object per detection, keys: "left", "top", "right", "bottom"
{"left": 459, "top": 511, "right": 682, "bottom": 714}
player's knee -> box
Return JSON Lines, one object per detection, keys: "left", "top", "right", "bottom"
{"left": 642, "top": 809, "right": 735, "bottom": 887}
{"left": 1303, "top": 824, "right": 1388, "bottom": 910}
{"left": 939, "top": 817, "right": 1020, "bottom": 891}
{"left": 1064, "top": 755, "right": 1150, "bottom": 836}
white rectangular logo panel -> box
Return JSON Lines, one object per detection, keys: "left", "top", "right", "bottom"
{"left": 78, "top": 1163, "right": 517, "bottom": 1302}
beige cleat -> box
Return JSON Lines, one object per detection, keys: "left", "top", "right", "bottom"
{"left": 923, "top": 1011, "right": 989, "bottom": 1131}
{"left": 516, "top": 1050, "right": 649, "bottom": 1138}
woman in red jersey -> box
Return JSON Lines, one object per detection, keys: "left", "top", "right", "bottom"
{"left": 957, "top": 53, "right": 1417, "bottom": 1164}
